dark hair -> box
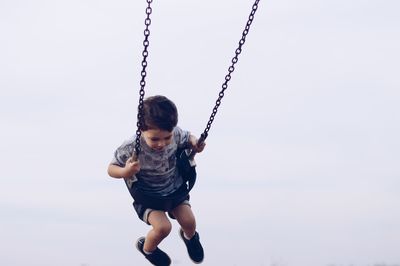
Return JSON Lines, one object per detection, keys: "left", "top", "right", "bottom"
{"left": 140, "top": 95, "right": 178, "bottom": 132}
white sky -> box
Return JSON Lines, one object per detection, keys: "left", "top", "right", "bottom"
{"left": 1, "top": 0, "right": 400, "bottom": 266}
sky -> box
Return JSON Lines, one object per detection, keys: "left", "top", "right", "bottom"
{"left": 1, "top": 0, "right": 400, "bottom": 265}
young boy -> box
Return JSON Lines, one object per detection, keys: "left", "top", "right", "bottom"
{"left": 107, "top": 95, "right": 205, "bottom": 265}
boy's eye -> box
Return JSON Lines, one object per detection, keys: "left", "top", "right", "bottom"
{"left": 147, "top": 134, "right": 172, "bottom": 142}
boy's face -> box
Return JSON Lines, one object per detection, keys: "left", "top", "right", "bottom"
{"left": 142, "top": 128, "right": 173, "bottom": 151}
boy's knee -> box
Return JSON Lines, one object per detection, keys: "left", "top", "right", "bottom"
{"left": 177, "top": 214, "right": 196, "bottom": 233}
{"left": 182, "top": 215, "right": 195, "bottom": 226}
{"left": 183, "top": 220, "right": 196, "bottom": 232}
{"left": 154, "top": 222, "right": 172, "bottom": 238}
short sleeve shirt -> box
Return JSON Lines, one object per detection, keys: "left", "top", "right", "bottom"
{"left": 111, "top": 127, "right": 190, "bottom": 196}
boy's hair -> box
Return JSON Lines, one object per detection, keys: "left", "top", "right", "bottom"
{"left": 141, "top": 95, "right": 178, "bottom": 132}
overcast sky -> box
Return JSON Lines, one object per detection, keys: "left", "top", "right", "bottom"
{"left": 1, "top": 0, "right": 400, "bottom": 266}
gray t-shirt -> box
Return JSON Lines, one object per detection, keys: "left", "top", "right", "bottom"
{"left": 111, "top": 127, "right": 190, "bottom": 196}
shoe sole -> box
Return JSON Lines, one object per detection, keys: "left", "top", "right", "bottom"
{"left": 135, "top": 237, "right": 147, "bottom": 256}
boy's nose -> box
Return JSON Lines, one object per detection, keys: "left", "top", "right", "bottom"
{"left": 157, "top": 141, "right": 166, "bottom": 148}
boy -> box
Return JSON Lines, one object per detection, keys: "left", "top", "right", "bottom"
{"left": 107, "top": 95, "right": 205, "bottom": 265}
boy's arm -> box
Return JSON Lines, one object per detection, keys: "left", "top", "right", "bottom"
{"left": 188, "top": 134, "right": 206, "bottom": 153}
{"left": 174, "top": 126, "right": 205, "bottom": 152}
{"left": 107, "top": 157, "right": 140, "bottom": 179}
{"left": 109, "top": 137, "right": 138, "bottom": 179}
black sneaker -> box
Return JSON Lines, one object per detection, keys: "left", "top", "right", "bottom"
{"left": 136, "top": 237, "right": 171, "bottom": 266}
{"left": 179, "top": 229, "right": 204, "bottom": 264}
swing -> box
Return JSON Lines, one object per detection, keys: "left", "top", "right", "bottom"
{"left": 125, "top": 0, "right": 260, "bottom": 210}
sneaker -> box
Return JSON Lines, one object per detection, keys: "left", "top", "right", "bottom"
{"left": 179, "top": 229, "right": 204, "bottom": 264}
{"left": 136, "top": 237, "right": 171, "bottom": 266}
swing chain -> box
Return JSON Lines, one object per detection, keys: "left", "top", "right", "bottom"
{"left": 201, "top": 0, "right": 260, "bottom": 142}
{"left": 135, "top": 0, "right": 153, "bottom": 157}
{"left": 134, "top": 0, "right": 260, "bottom": 152}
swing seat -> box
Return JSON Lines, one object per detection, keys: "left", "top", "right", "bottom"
{"left": 125, "top": 148, "right": 197, "bottom": 210}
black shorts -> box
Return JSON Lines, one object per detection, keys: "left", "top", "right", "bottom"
{"left": 133, "top": 194, "right": 190, "bottom": 225}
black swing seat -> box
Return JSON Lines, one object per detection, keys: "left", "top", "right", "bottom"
{"left": 125, "top": 148, "right": 197, "bottom": 210}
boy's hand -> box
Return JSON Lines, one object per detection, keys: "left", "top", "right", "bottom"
{"left": 123, "top": 157, "right": 141, "bottom": 178}
{"left": 189, "top": 134, "right": 206, "bottom": 153}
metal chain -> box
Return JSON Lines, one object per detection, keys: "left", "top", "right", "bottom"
{"left": 134, "top": 0, "right": 260, "bottom": 151}
{"left": 200, "top": 0, "right": 260, "bottom": 143}
{"left": 134, "top": 0, "right": 153, "bottom": 157}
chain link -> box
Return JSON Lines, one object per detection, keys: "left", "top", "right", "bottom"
{"left": 200, "top": 0, "right": 260, "bottom": 143}
{"left": 134, "top": 0, "right": 153, "bottom": 156}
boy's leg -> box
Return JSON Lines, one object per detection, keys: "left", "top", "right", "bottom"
{"left": 145, "top": 210, "right": 172, "bottom": 252}
{"left": 136, "top": 210, "right": 172, "bottom": 265}
{"left": 171, "top": 203, "right": 204, "bottom": 263}
{"left": 170, "top": 204, "right": 196, "bottom": 238}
